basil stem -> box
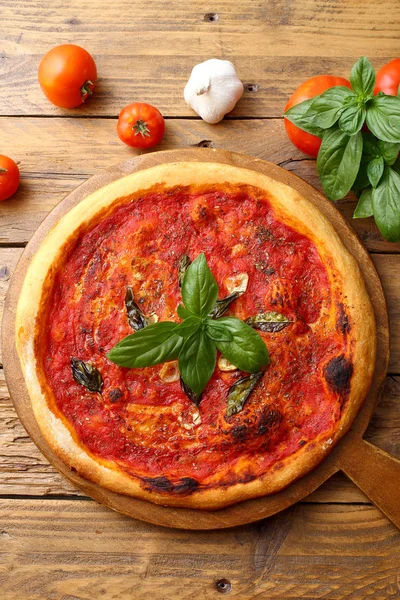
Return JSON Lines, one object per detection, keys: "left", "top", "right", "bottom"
{"left": 71, "top": 357, "right": 103, "bottom": 393}
{"left": 125, "top": 287, "right": 147, "bottom": 331}
{"left": 226, "top": 372, "right": 264, "bottom": 417}
{"left": 245, "top": 311, "right": 292, "bottom": 333}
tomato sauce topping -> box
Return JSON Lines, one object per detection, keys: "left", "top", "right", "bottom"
{"left": 43, "top": 184, "right": 351, "bottom": 488}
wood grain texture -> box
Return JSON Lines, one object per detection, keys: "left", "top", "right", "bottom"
{"left": 1, "top": 367, "right": 400, "bottom": 501}
{"left": 1, "top": 0, "right": 399, "bottom": 116}
{"left": 1, "top": 499, "right": 400, "bottom": 600}
{"left": 1, "top": 117, "right": 399, "bottom": 252}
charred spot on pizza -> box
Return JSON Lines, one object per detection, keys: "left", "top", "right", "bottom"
{"left": 337, "top": 303, "right": 350, "bottom": 335}
{"left": 108, "top": 388, "right": 123, "bottom": 402}
{"left": 142, "top": 475, "right": 199, "bottom": 495}
{"left": 324, "top": 355, "right": 353, "bottom": 396}
{"left": 224, "top": 406, "right": 283, "bottom": 445}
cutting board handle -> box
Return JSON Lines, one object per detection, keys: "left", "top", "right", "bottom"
{"left": 340, "top": 438, "right": 400, "bottom": 529}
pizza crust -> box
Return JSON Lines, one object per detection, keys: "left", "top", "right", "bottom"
{"left": 15, "top": 161, "right": 376, "bottom": 509}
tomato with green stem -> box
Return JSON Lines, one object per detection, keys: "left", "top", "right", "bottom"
{"left": 0, "top": 155, "right": 20, "bottom": 201}
{"left": 284, "top": 75, "right": 352, "bottom": 157}
{"left": 117, "top": 103, "right": 165, "bottom": 149}
{"left": 38, "top": 44, "right": 97, "bottom": 108}
{"left": 374, "top": 58, "right": 400, "bottom": 96}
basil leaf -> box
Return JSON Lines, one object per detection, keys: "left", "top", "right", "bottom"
{"left": 178, "top": 254, "right": 191, "bottom": 288}
{"left": 180, "top": 377, "right": 201, "bottom": 405}
{"left": 366, "top": 95, "right": 400, "bottom": 143}
{"left": 177, "top": 304, "right": 192, "bottom": 319}
{"left": 317, "top": 127, "right": 363, "bottom": 201}
{"left": 367, "top": 156, "right": 384, "bottom": 188}
{"left": 393, "top": 158, "right": 400, "bottom": 175}
{"left": 179, "top": 330, "right": 217, "bottom": 396}
{"left": 350, "top": 56, "right": 376, "bottom": 97}
{"left": 338, "top": 104, "right": 366, "bottom": 135}
{"left": 378, "top": 141, "right": 400, "bottom": 166}
{"left": 353, "top": 188, "right": 373, "bottom": 218}
{"left": 205, "top": 319, "right": 234, "bottom": 342}
{"left": 175, "top": 315, "right": 201, "bottom": 339}
{"left": 284, "top": 98, "right": 324, "bottom": 136}
{"left": 181, "top": 253, "right": 218, "bottom": 317}
{"left": 372, "top": 166, "right": 400, "bottom": 242}
{"left": 362, "top": 131, "right": 379, "bottom": 158}
{"left": 352, "top": 156, "right": 370, "bottom": 191}
{"left": 125, "top": 287, "right": 148, "bottom": 331}
{"left": 310, "top": 86, "right": 355, "bottom": 129}
{"left": 209, "top": 291, "right": 240, "bottom": 319}
{"left": 245, "top": 311, "right": 292, "bottom": 333}
{"left": 71, "top": 358, "right": 103, "bottom": 393}
{"left": 107, "top": 322, "right": 182, "bottom": 368}
{"left": 214, "top": 317, "right": 270, "bottom": 373}
{"left": 226, "top": 372, "right": 264, "bottom": 417}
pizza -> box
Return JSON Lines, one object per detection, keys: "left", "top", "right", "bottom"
{"left": 15, "top": 159, "right": 376, "bottom": 509}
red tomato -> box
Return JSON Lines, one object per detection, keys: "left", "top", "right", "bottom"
{"left": 38, "top": 44, "right": 97, "bottom": 108}
{"left": 117, "top": 103, "right": 165, "bottom": 149}
{"left": 284, "top": 75, "right": 352, "bottom": 157}
{"left": 0, "top": 155, "right": 20, "bottom": 201}
{"left": 374, "top": 58, "right": 400, "bottom": 96}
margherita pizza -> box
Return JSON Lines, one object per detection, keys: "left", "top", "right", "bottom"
{"left": 15, "top": 160, "right": 376, "bottom": 509}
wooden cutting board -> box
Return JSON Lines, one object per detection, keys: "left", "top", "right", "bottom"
{"left": 2, "top": 148, "right": 398, "bottom": 530}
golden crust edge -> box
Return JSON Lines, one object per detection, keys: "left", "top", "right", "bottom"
{"left": 15, "top": 161, "right": 377, "bottom": 509}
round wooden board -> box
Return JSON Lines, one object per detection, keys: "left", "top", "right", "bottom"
{"left": 2, "top": 149, "right": 389, "bottom": 530}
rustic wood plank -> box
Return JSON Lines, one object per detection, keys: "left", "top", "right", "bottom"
{"left": 0, "top": 500, "right": 399, "bottom": 599}
{"left": 1, "top": 366, "right": 399, "bottom": 501}
{"left": 1, "top": 117, "right": 399, "bottom": 252}
{"left": 1, "top": 0, "right": 399, "bottom": 116}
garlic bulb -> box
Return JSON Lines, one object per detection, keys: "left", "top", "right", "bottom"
{"left": 184, "top": 59, "right": 244, "bottom": 124}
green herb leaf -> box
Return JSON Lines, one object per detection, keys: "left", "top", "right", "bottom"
{"left": 180, "top": 377, "right": 201, "bottom": 405}
{"left": 107, "top": 322, "right": 182, "bottom": 368}
{"left": 177, "top": 304, "right": 192, "bottom": 319}
{"left": 214, "top": 317, "right": 270, "bottom": 373}
{"left": 338, "top": 104, "right": 366, "bottom": 135}
{"left": 367, "top": 156, "right": 384, "bottom": 188}
{"left": 71, "top": 358, "right": 103, "bottom": 393}
{"left": 350, "top": 56, "right": 376, "bottom": 97}
{"left": 226, "top": 372, "right": 264, "bottom": 417}
{"left": 372, "top": 166, "right": 400, "bottom": 242}
{"left": 175, "top": 315, "right": 201, "bottom": 339}
{"left": 125, "top": 287, "right": 148, "bottom": 331}
{"left": 205, "top": 319, "right": 234, "bottom": 342}
{"left": 245, "top": 311, "right": 292, "bottom": 333}
{"left": 366, "top": 95, "right": 400, "bottom": 143}
{"left": 284, "top": 98, "right": 324, "bottom": 136}
{"left": 179, "top": 330, "right": 217, "bottom": 396}
{"left": 317, "top": 127, "right": 363, "bottom": 200}
{"left": 378, "top": 141, "right": 400, "bottom": 166}
{"left": 178, "top": 254, "right": 191, "bottom": 287}
{"left": 181, "top": 253, "right": 218, "bottom": 317}
{"left": 209, "top": 291, "right": 240, "bottom": 319}
{"left": 310, "top": 86, "right": 355, "bottom": 129}
{"left": 353, "top": 188, "right": 373, "bottom": 218}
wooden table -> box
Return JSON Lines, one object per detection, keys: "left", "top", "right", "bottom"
{"left": 1, "top": 1, "right": 400, "bottom": 598}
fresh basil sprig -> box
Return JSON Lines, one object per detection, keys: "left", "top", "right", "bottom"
{"left": 284, "top": 56, "right": 400, "bottom": 242}
{"left": 107, "top": 253, "right": 270, "bottom": 400}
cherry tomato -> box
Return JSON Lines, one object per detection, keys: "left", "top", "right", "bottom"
{"left": 0, "top": 155, "right": 20, "bottom": 201}
{"left": 38, "top": 44, "right": 97, "bottom": 108}
{"left": 374, "top": 58, "right": 400, "bottom": 96}
{"left": 117, "top": 103, "right": 165, "bottom": 149}
{"left": 284, "top": 75, "right": 352, "bottom": 157}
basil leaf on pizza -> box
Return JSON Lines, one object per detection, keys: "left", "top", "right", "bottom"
{"left": 209, "top": 291, "right": 240, "bottom": 319}
{"left": 178, "top": 330, "right": 217, "bottom": 396}
{"left": 71, "top": 358, "right": 103, "bottom": 393}
{"left": 226, "top": 372, "right": 264, "bottom": 417}
{"left": 245, "top": 311, "right": 292, "bottom": 333}
{"left": 205, "top": 319, "right": 234, "bottom": 342}
{"left": 125, "top": 286, "right": 148, "bottom": 331}
{"left": 107, "top": 322, "right": 182, "bottom": 368}
{"left": 181, "top": 252, "right": 218, "bottom": 317}
{"left": 214, "top": 317, "right": 270, "bottom": 373}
